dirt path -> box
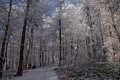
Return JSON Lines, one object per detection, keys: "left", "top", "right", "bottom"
{"left": 10, "top": 65, "right": 58, "bottom": 80}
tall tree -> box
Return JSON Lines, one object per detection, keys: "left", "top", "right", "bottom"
{"left": 24, "top": 26, "right": 34, "bottom": 70}
{"left": 107, "top": 0, "right": 120, "bottom": 42}
{"left": 84, "top": 3, "right": 96, "bottom": 61}
{"left": 58, "top": 0, "right": 63, "bottom": 66}
{"left": 0, "top": 0, "right": 12, "bottom": 78}
{"left": 17, "top": 0, "right": 30, "bottom": 76}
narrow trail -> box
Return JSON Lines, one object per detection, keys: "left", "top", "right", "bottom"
{"left": 10, "top": 65, "right": 58, "bottom": 80}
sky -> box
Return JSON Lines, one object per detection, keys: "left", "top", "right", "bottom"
{"left": 1, "top": 0, "right": 80, "bottom": 16}
{"left": 2, "top": 0, "right": 80, "bottom": 7}
{"left": 2, "top": 0, "right": 21, "bottom": 3}
{"left": 48, "top": 0, "right": 80, "bottom": 15}
{"left": 2, "top": 0, "right": 23, "bottom": 7}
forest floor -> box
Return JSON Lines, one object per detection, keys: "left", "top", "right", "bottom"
{"left": 10, "top": 64, "right": 58, "bottom": 80}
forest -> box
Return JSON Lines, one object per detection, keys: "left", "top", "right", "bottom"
{"left": 0, "top": 0, "right": 120, "bottom": 80}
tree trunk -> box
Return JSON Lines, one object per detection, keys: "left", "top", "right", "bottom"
{"left": 73, "top": 39, "right": 79, "bottom": 67}
{"left": 17, "top": 0, "right": 30, "bottom": 76}
{"left": 48, "top": 51, "right": 50, "bottom": 65}
{"left": 58, "top": 19, "right": 62, "bottom": 66}
{"left": 0, "top": 0, "right": 12, "bottom": 78}
{"left": 41, "top": 52, "right": 44, "bottom": 66}
{"left": 39, "top": 38, "right": 42, "bottom": 66}
{"left": 11, "top": 45, "right": 15, "bottom": 69}
{"left": 107, "top": 0, "right": 120, "bottom": 43}
{"left": 24, "top": 26, "right": 34, "bottom": 70}
{"left": 44, "top": 48, "right": 47, "bottom": 65}
{"left": 65, "top": 36, "right": 68, "bottom": 64}
{"left": 52, "top": 50, "right": 55, "bottom": 63}
{"left": 110, "top": 11, "right": 120, "bottom": 42}
{"left": 70, "top": 38, "right": 74, "bottom": 64}
{"left": 85, "top": 5, "right": 97, "bottom": 61}
{"left": 4, "top": 34, "right": 10, "bottom": 70}
{"left": 58, "top": 1, "right": 62, "bottom": 66}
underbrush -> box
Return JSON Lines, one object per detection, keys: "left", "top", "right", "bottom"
{"left": 69, "top": 62, "right": 120, "bottom": 80}
{"left": 55, "top": 62, "right": 120, "bottom": 80}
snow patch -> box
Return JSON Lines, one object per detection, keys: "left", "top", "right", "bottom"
{"left": 49, "top": 76, "right": 58, "bottom": 80}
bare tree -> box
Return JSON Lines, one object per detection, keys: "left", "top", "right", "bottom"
{"left": 0, "top": 0, "right": 12, "bottom": 78}
{"left": 17, "top": 0, "right": 30, "bottom": 76}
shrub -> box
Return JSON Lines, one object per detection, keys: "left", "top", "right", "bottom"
{"left": 68, "top": 62, "right": 120, "bottom": 80}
